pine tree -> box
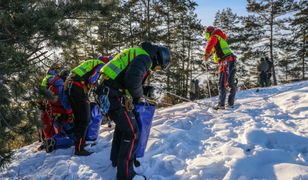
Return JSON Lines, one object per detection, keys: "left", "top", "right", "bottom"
{"left": 291, "top": 0, "right": 308, "bottom": 80}
{"left": 276, "top": 36, "right": 298, "bottom": 82}
{"left": 247, "top": 0, "right": 296, "bottom": 85}
{"left": 0, "top": 0, "right": 111, "bottom": 167}
{"left": 239, "top": 14, "right": 265, "bottom": 87}
{"left": 155, "top": 0, "right": 203, "bottom": 103}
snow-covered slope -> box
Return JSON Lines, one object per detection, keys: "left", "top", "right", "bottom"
{"left": 1, "top": 81, "right": 308, "bottom": 180}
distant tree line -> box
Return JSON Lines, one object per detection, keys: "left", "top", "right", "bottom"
{"left": 211, "top": 0, "right": 307, "bottom": 89}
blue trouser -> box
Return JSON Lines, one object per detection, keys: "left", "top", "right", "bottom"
{"left": 218, "top": 60, "right": 237, "bottom": 106}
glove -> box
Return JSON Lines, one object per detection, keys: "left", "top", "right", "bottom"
{"left": 143, "top": 86, "right": 155, "bottom": 98}
{"left": 124, "top": 95, "right": 134, "bottom": 112}
{"left": 133, "top": 96, "right": 147, "bottom": 105}
{"left": 203, "top": 53, "right": 211, "bottom": 61}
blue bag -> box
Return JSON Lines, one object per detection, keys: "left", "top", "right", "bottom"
{"left": 53, "top": 133, "right": 75, "bottom": 149}
{"left": 134, "top": 102, "right": 156, "bottom": 158}
{"left": 50, "top": 121, "right": 74, "bottom": 150}
{"left": 86, "top": 102, "right": 104, "bottom": 141}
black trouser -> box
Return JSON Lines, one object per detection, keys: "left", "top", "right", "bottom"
{"left": 68, "top": 83, "right": 90, "bottom": 151}
{"left": 219, "top": 60, "right": 237, "bottom": 106}
{"left": 108, "top": 88, "right": 140, "bottom": 180}
{"left": 259, "top": 71, "right": 267, "bottom": 87}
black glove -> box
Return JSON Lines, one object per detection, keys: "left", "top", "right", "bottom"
{"left": 143, "top": 85, "right": 155, "bottom": 98}
{"left": 133, "top": 96, "right": 147, "bottom": 105}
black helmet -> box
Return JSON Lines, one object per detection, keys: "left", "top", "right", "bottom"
{"left": 157, "top": 45, "right": 171, "bottom": 70}
{"left": 141, "top": 41, "right": 158, "bottom": 62}
{"left": 141, "top": 42, "right": 171, "bottom": 70}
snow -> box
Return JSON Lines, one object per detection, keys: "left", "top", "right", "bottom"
{"left": 1, "top": 81, "right": 308, "bottom": 180}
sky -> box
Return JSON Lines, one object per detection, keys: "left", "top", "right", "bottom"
{"left": 195, "top": 0, "right": 248, "bottom": 26}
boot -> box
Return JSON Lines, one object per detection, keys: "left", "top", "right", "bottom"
{"left": 134, "top": 158, "right": 141, "bottom": 167}
{"left": 214, "top": 104, "right": 225, "bottom": 110}
{"left": 227, "top": 104, "right": 234, "bottom": 109}
{"left": 111, "top": 160, "right": 117, "bottom": 167}
{"left": 75, "top": 148, "right": 93, "bottom": 156}
{"left": 75, "top": 137, "right": 93, "bottom": 156}
{"left": 45, "top": 138, "right": 56, "bottom": 153}
{"left": 37, "top": 142, "right": 45, "bottom": 151}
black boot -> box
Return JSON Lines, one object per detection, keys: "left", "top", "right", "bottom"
{"left": 134, "top": 158, "right": 141, "bottom": 167}
{"left": 75, "top": 137, "right": 93, "bottom": 156}
{"left": 45, "top": 138, "right": 56, "bottom": 153}
{"left": 111, "top": 160, "right": 117, "bottom": 167}
{"left": 214, "top": 104, "right": 225, "bottom": 110}
{"left": 37, "top": 142, "right": 45, "bottom": 151}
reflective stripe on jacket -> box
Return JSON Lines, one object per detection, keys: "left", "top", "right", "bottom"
{"left": 205, "top": 29, "right": 233, "bottom": 63}
{"left": 101, "top": 48, "right": 149, "bottom": 80}
{"left": 212, "top": 35, "right": 232, "bottom": 63}
{"left": 72, "top": 59, "right": 104, "bottom": 77}
{"left": 41, "top": 74, "right": 54, "bottom": 88}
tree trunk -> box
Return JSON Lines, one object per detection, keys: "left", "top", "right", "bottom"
{"left": 302, "top": 28, "right": 306, "bottom": 80}
{"left": 129, "top": 13, "right": 133, "bottom": 47}
{"left": 146, "top": 0, "right": 150, "bottom": 39}
{"left": 285, "top": 62, "right": 288, "bottom": 81}
{"left": 270, "top": 4, "right": 278, "bottom": 85}
{"left": 166, "top": 2, "right": 171, "bottom": 91}
{"left": 181, "top": 16, "right": 185, "bottom": 96}
{"left": 186, "top": 41, "right": 191, "bottom": 95}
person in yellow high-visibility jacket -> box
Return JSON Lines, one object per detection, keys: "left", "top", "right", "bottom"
{"left": 67, "top": 58, "right": 107, "bottom": 156}
{"left": 203, "top": 26, "right": 237, "bottom": 110}
{"left": 97, "top": 42, "right": 170, "bottom": 180}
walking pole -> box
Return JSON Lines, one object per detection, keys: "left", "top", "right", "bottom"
{"left": 204, "top": 61, "right": 213, "bottom": 107}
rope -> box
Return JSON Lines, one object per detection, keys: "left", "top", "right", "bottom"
{"left": 154, "top": 86, "right": 192, "bottom": 102}
{"left": 153, "top": 85, "right": 211, "bottom": 107}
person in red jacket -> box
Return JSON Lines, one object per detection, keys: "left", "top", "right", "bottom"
{"left": 38, "top": 64, "right": 73, "bottom": 151}
{"left": 203, "top": 26, "right": 237, "bottom": 109}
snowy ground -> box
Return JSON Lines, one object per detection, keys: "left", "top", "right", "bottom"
{"left": 1, "top": 81, "right": 308, "bottom": 180}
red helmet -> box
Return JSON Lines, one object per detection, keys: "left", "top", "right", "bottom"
{"left": 203, "top": 26, "right": 216, "bottom": 40}
{"left": 205, "top": 26, "right": 215, "bottom": 33}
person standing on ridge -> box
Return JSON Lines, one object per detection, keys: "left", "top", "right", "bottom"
{"left": 203, "top": 26, "right": 237, "bottom": 110}
{"left": 257, "top": 57, "right": 269, "bottom": 87}
{"left": 265, "top": 56, "right": 273, "bottom": 86}
{"left": 96, "top": 42, "right": 171, "bottom": 180}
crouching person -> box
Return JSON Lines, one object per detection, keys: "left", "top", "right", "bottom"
{"left": 97, "top": 42, "right": 170, "bottom": 180}
{"left": 38, "top": 64, "right": 73, "bottom": 150}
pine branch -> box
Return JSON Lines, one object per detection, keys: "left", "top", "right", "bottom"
{"left": 0, "top": 111, "right": 19, "bottom": 134}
